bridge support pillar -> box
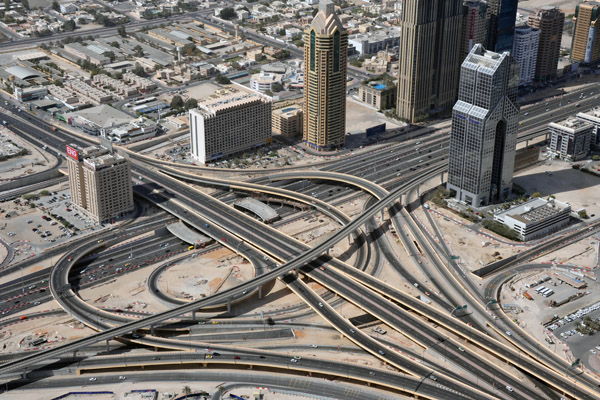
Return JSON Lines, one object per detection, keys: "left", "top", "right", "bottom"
{"left": 227, "top": 298, "right": 231, "bottom": 313}
{"left": 150, "top": 325, "right": 154, "bottom": 336}
{"left": 380, "top": 210, "right": 384, "bottom": 221}
{"left": 258, "top": 286, "right": 262, "bottom": 300}
{"left": 192, "top": 311, "right": 195, "bottom": 321}
{"left": 440, "top": 173, "right": 444, "bottom": 185}
{"left": 526, "top": 139, "right": 529, "bottom": 148}
{"left": 416, "top": 186, "right": 420, "bottom": 197}
{"left": 348, "top": 235, "right": 351, "bottom": 245}
{"left": 106, "top": 339, "right": 109, "bottom": 353}
{"left": 21, "top": 371, "right": 26, "bottom": 380}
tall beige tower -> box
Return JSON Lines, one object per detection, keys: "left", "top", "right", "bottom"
{"left": 570, "top": 2, "right": 600, "bottom": 64}
{"left": 528, "top": 6, "right": 564, "bottom": 82}
{"left": 303, "top": 0, "right": 348, "bottom": 151}
{"left": 396, "top": 0, "right": 463, "bottom": 123}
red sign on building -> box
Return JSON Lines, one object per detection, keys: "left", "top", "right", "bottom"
{"left": 65, "top": 145, "right": 79, "bottom": 160}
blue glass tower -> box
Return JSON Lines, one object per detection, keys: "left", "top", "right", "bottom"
{"left": 487, "top": 0, "right": 519, "bottom": 53}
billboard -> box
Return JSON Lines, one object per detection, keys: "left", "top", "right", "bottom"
{"left": 65, "top": 145, "right": 79, "bottom": 161}
{"left": 366, "top": 123, "right": 386, "bottom": 137}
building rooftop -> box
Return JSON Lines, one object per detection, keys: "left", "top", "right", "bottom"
{"left": 550, "top": 117, "right": 593, "bottom": 131}
{"left": 496, "top": 198, "right": 570, "bottom": 225}
{"left": 196, "top": 89, "right": 269, "bottom": 115}
{"left": 66, "top": 104, "right": 132, "bottom": 129}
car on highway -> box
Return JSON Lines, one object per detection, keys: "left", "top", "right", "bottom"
{"left": 205, "top": 354, "right": 213, "bottom": 359}
{"left": 349, "top": 328, "right": 356, "bottom": 334}
{"left": 89, "top": 377, "right": 97, "bottom": 381}
{"left": 505, "top": 331, "right": 512, "bottom": 336}
{"left": 505, "top": 385, "right": 514, "bottom": 392}
{"left": 310, "top": 344, "right": 318, "bottom": 348}
{"left": 233, "top": 355, "right": 240, "bottom": 359}
{"left": 378, "top": 350, "right": 385, "bottom": 356}
{"left": 118, "top": 376, "right": 126, "bottom": 380}
{"left": 318, "top": 302, "right": 323, "bottom": 307}
{"left": 290, "top": 358, "right": 298, "bottom": 363}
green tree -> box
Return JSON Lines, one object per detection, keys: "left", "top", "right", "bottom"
{"left": 103, "top": 51, "right": 116, "bottom": 62}
{"left": 170, "top": 95, "right": 184, "bottom": 109}
{"left": 184, "top": 98, "right": 198, "bottom": 110}
{"left": 219, "top": 7, "right": 237, "bottom": 20}
{"left": 4, "top": 0, "right": 10, "bottom": 10}
{"left": 578, "top": 210, "right": 589, "bottom": 219}
{"left": 62, "top": 19, "right": 76, "bottom": 32}
{"left": 215, "top": 73, "right": 231, "bottom": 84}
{"left": 51, "top": 1, "right": 59, "bottom": 11}
{"left": 182, "top": 386, "right": 192, "bottom": 395}
{"left": 132, "top": 62, "right": 145, "bottom": 77}
{"left": 272, "top": 82, "right": 283, "bottom": 92}
{"left": 133, "top": 44, "right": 144, "bottom": 57}
{"left": 117, "top": 24, "right": 127, "bottom": 37}
{"left": 593, "top": 155, "right": 600, "bottom": 161}
{"left": 21, "top": 0, "right": 29, "bottom": 10}
{"left": 531, "top": 192, "right": 541, "bottom": 198}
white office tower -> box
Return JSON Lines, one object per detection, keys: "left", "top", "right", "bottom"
{"left": 189, "top": 89, "right": 272, "bottom": 164}
{"left": 512, "top": 25, "right": 540, "bottom": 86}
{"left": 447, "top": 44, "right": 520, "bottom": 207}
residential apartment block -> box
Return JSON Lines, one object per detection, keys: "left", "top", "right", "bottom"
{"left": 527, "top": 6, "right": 564, "bottom": 81}
{"left": 512, "top": 25, "right": 539, "bottom": 85}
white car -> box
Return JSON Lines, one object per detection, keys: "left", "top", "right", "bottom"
{"left": 89, "top": 377, "right": 97, "bottom": 381}
{"left": 505, "top": 331, "right": 512, "bottom": 336}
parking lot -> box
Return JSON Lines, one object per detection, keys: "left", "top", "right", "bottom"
{"left": 35, "top": 188, "right": 93, "bottom": 231}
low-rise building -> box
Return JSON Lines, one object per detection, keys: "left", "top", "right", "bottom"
{"left": 576, "top": 107, "right": 600, "bottom": 148}
{"left": 548, "top": 118, "right": 593, "bottom": 161}
{"left": 64, "top": 79, "right": 112, "bottom": 104}
{"left": 189, "top": 88, "right": 272, "bottom": 164}
{"left": 250, "top": 71, "right": 283, "bottom": 93}
{"left": 358, "top": 81, "right": 396, "bottom": 110}
{"left": 494, "top": 198, "right": 571, "bottom": 241}
{"left": 14, "top": 86, "right": 47, "bottom": 102}
{"left": 272, "top": 104, "right": 302, "bottom": 137}
{"left": 47, "top": 84, "right": 80, "bottom": 105}
{"left": 65, "top": 143, "right": 134, "bottom": 223}
{"left": 348, "top": 28, "right": 400, "bottom": 55}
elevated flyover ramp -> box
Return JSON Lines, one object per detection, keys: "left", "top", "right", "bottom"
{"left": 167, "top": 221, "right": 212, "bottom": 247}
{"left": 234, "top": 197, "right": 279, "bottom": 223}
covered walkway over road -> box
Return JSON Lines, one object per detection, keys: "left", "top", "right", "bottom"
{"left": 233, "top": 197, "right": 279, "bottom": 223}
{"left": 167, "top": 221, "right": 212, "bottom": 247}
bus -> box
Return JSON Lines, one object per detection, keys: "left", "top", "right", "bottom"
{"left": 535, "top": 286, "right": 546, "bottom": 293}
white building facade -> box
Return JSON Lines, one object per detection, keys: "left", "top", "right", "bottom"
{"left": 189, "top": 90, "right": 272, "bottom": 164}
{"left": 512, "top": 25, "right": 540, "bottom": 86}
{"left": 494, "top": 198, "right": 571, "bottom": 241}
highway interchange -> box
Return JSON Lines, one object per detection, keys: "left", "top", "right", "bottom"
{"left": 0, "top": 96, "right": 600, "bottom": 400}
{"left": 1, "top": 21, "right": 600, "bottom": 396}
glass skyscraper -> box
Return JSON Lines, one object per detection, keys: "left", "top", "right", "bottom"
{"left": 447, "top": 44, "right": 520, "bottom": 207}
{"left": 487, "top": 0, "right": 519, "bottom": 53}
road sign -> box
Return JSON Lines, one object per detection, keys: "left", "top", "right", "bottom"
{"left": 450, "top": 255, "right": 460, "bottom": 260}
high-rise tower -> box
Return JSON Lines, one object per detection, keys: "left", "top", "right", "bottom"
{"left": 571, "top": 2, "right": 600, "bottom": 64}
{"left": 447, "top": 44, "right": 520, "bottom": 207}
{"left": 396, "top": 0, "right": 463, "bottom": 123}
{"left": 512, "top": 25, "right": 539, "bottom": 85}
{"left": 527, "top": 6, "right": 564, "bottom": 82}
{"left": 486, "top": 0, "right": 519, "bottom": 53}
{"left": 303, "top": 0, "right": 348, "bottom": 151}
